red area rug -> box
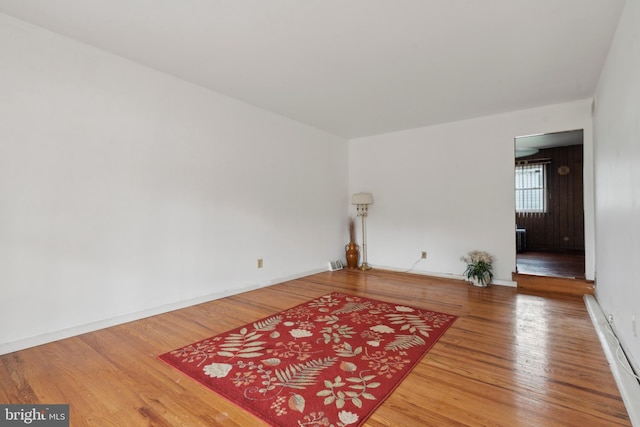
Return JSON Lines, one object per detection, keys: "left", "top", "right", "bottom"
{"left": 159, "top": 292, "right": 457, "bottom": 426}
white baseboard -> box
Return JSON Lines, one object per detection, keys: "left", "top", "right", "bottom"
{"left": 374, "top": 265, "right": 517, "bottom": 287}
{"left": 584, "top": 295, "right": 640, "bottom": 427}
{"left": 0, "top": 267, "right": 325, "bottom": 356}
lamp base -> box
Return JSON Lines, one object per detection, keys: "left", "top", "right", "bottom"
{"left": 360, "top": 263, "right": 372, "bottom": 271}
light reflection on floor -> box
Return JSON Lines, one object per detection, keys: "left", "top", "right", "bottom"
{"left": 512, "top": 294, "right": 551, "bottom": 415}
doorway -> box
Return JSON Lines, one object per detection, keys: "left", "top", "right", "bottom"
{"left": 514, "top": 130, "right": 585, "bottom": 279}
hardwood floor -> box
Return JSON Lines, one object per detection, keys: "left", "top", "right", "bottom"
{"left": 516, "top": 251, "right": 585, "bottom": 279}
{"left": 0, "top": 270, "right": 630, "bottom": 426}
{"left": 515, "top": 251, "right": 593, "bottom": 296}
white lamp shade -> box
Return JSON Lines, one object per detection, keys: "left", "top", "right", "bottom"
{"left": 352, "top": 192, "right": 373, "bottom": 205}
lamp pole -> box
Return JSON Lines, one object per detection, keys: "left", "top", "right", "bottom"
{"left": 357, "top": 204, "right": 371, "bottom": 270}
{"left": 352, "top": 193, "right": 373, "bottom": 270}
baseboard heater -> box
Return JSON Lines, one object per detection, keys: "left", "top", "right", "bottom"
{"left": 584, "top": 295, "right": 640, "bottom": 426}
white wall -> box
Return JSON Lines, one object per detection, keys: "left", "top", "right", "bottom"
{"left": 593, "top": 0, "right": 640, "bottom": 372}
{"left": 0, "top": 14, "right": 348, "bottom": 354}
{"left": 349, "top": 99, "right": 595, "bottom": 284}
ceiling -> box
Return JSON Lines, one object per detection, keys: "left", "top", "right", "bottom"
{"left": 515, "top": 129, "right": 583, "bottom": 158}
{"left": 0, "top": 1, "right": 625, "bottom": 139}
{"left": 517, "top": 129, "right": 583, "bottom": 149}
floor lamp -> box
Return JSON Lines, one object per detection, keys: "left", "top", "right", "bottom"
{"left": 352, "top": 192, "right": 373, "bottom": 270}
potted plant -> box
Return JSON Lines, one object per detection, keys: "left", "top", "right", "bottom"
{"left": 345, "top": 216, "right": 359, "bottom": 269}
{"left": 461, "top": 250, "right": 494, "bottom": 287}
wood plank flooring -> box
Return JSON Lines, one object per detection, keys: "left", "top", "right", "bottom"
{"left": 0, "top": 270, "right": 630, "bottom": 426}
{"left": 516, "top": 251, "right": 585, "bottom": 279}
{"left": 514, "top": 273, "right": 595, "bottom": 296}
{"left": 515, "top": 251, "right": 593, "bottom": 296}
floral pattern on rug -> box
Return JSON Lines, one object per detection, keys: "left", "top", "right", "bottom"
{"left": 159, "top": 292, "right": 457, "bottom": 427}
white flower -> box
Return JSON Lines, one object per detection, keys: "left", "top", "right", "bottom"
{"left": 289, "top": 329, "right": 313, "bottom": 338}
{"left": 284, "top": 321, "right": 295, "bottom": 326}
{"left": 203, "top": 363, "right": 232, "bottom": 378}
{"left": 367, "top": 340, "right": 380, "bottom": 347}
{"left": 395, "top": 306, "right": 414, "bottom": 312}
{"left": 338, "top": 410, "right": 359, "bottom": 425}
{"left": 370, "top": 325, "right": 394, "bottom": 333}
{"left": 461, "top": 250, "right": 494, "bottom": 264}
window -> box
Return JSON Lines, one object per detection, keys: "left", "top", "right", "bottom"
{"left": 515, "top": 163, "right": 546, "bottom": 213}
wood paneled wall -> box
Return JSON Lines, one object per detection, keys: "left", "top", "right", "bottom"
{"left": 516, "top": 144, "right": 584, "bottom": 252}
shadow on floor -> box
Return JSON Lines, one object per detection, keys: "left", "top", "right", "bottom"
{"left": 516, "top": 251, "right": 585, "bottom": 279}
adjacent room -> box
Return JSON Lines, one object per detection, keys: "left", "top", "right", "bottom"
{"left": 514, "top": 129, "right": 586, "bottom": 281}
{"left": 1, "top": 1, "right": 639, "bottom": 425}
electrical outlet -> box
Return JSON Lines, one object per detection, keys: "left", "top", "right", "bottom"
{"left": 421, "top": 251, "right": 427, "bottom": 259}
{"left": 257, "top": 258, "right": 263, "bottom": 268}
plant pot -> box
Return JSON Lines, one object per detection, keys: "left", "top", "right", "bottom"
{"left": 469, "top": 272, "right": 491, "bottom": 287}
{"left": 345, "top": 243, "right": 359, "bottom": 269}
